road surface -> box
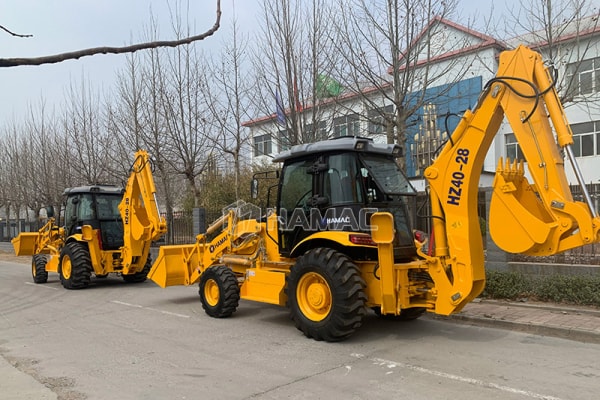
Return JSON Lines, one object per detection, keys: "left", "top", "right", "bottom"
{"left": 1, "top": 256, "right": 599, "bottom": 400}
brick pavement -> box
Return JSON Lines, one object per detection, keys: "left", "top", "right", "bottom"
{"left": 441, "top": 299, "right": 600, "bottom": 344}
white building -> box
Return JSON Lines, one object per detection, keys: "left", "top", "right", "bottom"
{"left": 243, "top": 16, "right": 600, "bottom": 197}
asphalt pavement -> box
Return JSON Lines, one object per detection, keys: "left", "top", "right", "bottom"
{"left": 2, "top": 295, "right": 599, "bottom": 400}
{"left": 2, "top": 239, "right": 600, "bottom": 399}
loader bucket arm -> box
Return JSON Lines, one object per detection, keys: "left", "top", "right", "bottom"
{"left": 424, "top": 45, "right": 600, "bottom": 314}
{"left": 11, "top": 217, "right": 64, "bottom": 256}
{"left": 119, "top": 150, "right": 167, "bottom": 271}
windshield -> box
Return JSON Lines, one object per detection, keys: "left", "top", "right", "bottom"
{"left": 360, "top": 154, "right": 415, "bottom": 195}
{"left": 96, "top": 194, "right": 123, "bottom": 220}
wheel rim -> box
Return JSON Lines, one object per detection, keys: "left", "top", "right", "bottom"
{"left": 204, "top": 279, "right": 220, "bottom": 307}
{"left": 31, "top": 261, "right": 36, "bottom": 277}
{"left": 62, "top": 256, "right": 72, "bottom": 279}
{"left": 297, "top": 272, "right": 332, "bottom": 322}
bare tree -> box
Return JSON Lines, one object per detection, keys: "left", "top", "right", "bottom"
{"left": 251, "top": 0, "right": 340, "bottom": 148}
{"left": 203, "top": 13, "right": 254, "bottom": 196}
{"left": 329, "top": 0, "right": 482, "bottom": 171}
{"left": 157, "top": 3, "right": 218, "bottom": 208}
{"left": 22, "top": 99, "right": 65, "bottom": 209}
{"left": 503, "top": 0, "right": 600, "bottom": 107}
{"left": 62, "top": 76, "right": 114, "bottom": 185}
{"left": 0, "top": 1, "right": 222, "bottom": 67}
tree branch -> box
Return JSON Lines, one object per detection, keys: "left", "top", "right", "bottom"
{"left": 0, "top": 24, "right": 33, "bottom": 38}
{"left": 0, "top": 0, "right": 221, "bottom": 68}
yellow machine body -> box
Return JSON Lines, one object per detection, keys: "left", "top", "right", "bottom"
{"left": 11, "top": 150, "right": 167, "bottom": 289}
{"left": 147, "top": 46, "right": 600, "bottom": 341}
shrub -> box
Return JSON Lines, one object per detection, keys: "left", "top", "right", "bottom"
{"left": 533, "top": 274, "right": 600, "bottom": 305}
{"left": 481, "top": 270, "right": 600, "bottom": 307}
{"left": 482, "top": 270, "right": 533, "bottom": 299}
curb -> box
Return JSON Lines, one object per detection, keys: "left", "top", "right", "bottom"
{"left": 430, "top": 298, "right": 600, "bottom": 344}
{"left": 438, "top": 313, "right": 600, "bottom": 344}
{"left": 478, "top": 299, "right": 600, "bottom": 317}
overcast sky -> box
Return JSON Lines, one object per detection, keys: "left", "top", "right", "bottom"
{"left": 0, "top": 0, "right": 510, "bottom": 126}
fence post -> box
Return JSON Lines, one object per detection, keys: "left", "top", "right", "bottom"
{"left": 193, "top": 208, "right": 206, "bottom": 235}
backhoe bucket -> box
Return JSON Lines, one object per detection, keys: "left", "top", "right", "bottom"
{"left": 148, "top": 244, "right": 199, "bottom": 288}
{"left": 11, "top": 232, "right": 40, "bottom": 256}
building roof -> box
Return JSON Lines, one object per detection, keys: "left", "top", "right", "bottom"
{"left": 505, "top": 14, "right": 600, "bottom": 50}
{"left": 242, "top": 14, "right": 599, "bottom": 129}
{"left": 390, "top": 16, "right": 506, "bottom": 74}
{"left": 242, "top": 16, "right": 505, "bottom": 129}
{"left": 241, "top": 81, "right": 391, "bottom": 128}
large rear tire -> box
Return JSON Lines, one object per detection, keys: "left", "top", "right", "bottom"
{"left": 59, "top": 242, "right": 92, "bottom": 290}
{"left": 198, "top": 265, "right": 240, "bottom": 318}
{"left": 286, "top": 248, "right": 366, "bottom": 342}
{"left": 32, "top": 255, "right": 48, "bottom": 284}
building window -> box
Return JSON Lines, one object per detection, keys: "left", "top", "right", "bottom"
{"left": 279, "top": 129, "right": 293, "bottom": 152}
{"left": 566, "top": 57, "right": 600, "bottom": 97}
{"left": 505, "top": 133, "right": 524, "bottom": 161}
{"left": 368, "top": 105, "right": 394, "bottom": 135}
{"left": 254, "top": 134, "right": 272, "bottom": 157}
{"left": 333, "top": 114, "right": 360, "bottom": 137}
{"left": 304, "top": 121, "right": 327, "bottom": 142}
{"left": 412, "top": 104, "right": 443, "bottom": 176}
{"left": 571, "top": 121, "right": 600, "bottom": 157}
{"left": 507, "top": 121, "right": 600, "bottom": 160}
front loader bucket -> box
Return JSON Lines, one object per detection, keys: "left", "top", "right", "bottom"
{"left": 11, "top": 232, "right": 40, "bottom": 256}
{"left": 148, "top": 244, "right": 200, "bottom": 288}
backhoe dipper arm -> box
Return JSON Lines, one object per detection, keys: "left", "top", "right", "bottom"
{"left": 119, "top": 150, "right": 167, "bottom": 271}
{"left": 424, "top": 45, "right": 600, "bottom": 314}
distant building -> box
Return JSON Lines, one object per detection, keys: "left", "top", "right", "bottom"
{"left": 243, "top": 15, "right": 600, "bottom": 199}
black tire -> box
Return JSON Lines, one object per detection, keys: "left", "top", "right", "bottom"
{"left": 31, "top": 254, "right": 48, "bottom": 284}
{"left": 59, "top": 242, "right": 92, "bottom": 290}
{"left": 198, "top": 265, "right": 240, "bottom": 318}
{"left": 122, "top": 256, "right": 152, "bottom": 283}
{"left": 372, "top": 307, "right": 426, "bottom": 321}
{"left": 286, "top": 248, "right": 367, "bottom": 342}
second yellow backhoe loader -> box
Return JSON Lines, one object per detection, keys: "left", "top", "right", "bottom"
{"left": 141, "top": 45, "right": 599, "bottom": 341}
{"left": 11, "top": 150, "right": 167, "bottom": 289}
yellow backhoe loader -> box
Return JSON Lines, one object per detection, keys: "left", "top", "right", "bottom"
{"left": 11, "top": 150, "right": 167, "bottom": 289}
{"left": 142, "top": 45, "right": 597, "bottom": 341}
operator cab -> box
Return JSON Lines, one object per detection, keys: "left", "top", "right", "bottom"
{"left": 63, "top": 185, "right": 125, "bottom": 250}
{"left": 274, "top": 136, "right": 417, "bottom": 261}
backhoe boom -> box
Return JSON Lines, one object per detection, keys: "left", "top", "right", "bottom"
{"left": 423, "top": 45, "right": 600, "bottom": 314}
{"left": 119, "top": 150, "right": 167, "bottom": 272}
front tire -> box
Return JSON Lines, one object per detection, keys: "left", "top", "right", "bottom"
{"left": 198, "top": 265, "right": 240, "bottom": 318}
{"left": 32, "top": 255, "right": 48, "bottom": 284}
{"left": 286, "top": 248, "right": 366, "bottom": 342}
{"left": 59, "top": 242, "right": 92, "bottom": 290}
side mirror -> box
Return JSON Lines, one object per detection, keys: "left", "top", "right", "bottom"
{"left": 46, "top": 206, "right": 55, "bottom": 218}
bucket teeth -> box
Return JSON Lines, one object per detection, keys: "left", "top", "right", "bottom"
{"left": 496, "top": 157, "right": 525, "bottom": 181}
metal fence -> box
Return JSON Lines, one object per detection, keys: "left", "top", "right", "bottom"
{"left": 4, "top": 186, "right": 600, "bottom": 265}
{"left": 157, "top": 209, "right": 220, "bottom": 246}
